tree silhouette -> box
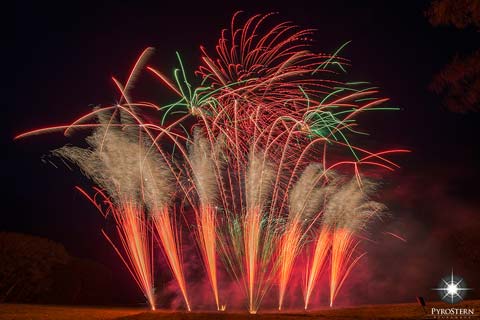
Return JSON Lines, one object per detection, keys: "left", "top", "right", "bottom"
{"left": 427, "top": 0, "right": 480, "bottom": 29}
{"left": 0, "top": 232, "right": 70, "bottom": 302}
{"left": 0, "top": 232, "right": 114, "bottom": 304}
{"left": 426, "top": 0, "right": 480, "bottom": 112}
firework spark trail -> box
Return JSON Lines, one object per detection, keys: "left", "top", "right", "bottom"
{"left": 383, "top": 231, "right": 407, "bottom": 242}
{"left": 244, "top": 206, "right": 262, "bottom": 314}
{"left": 188, "top": 130, "right": 223, "bottom": 310}
{"left": 329, "top": 228, "right": 364, "bottom": 307}
{"left": 278, "top": 164, "right": 327, "bottom": 310}
{"left": 103, "top": 201, "right": 156, "bottom": 310}
{"left": 52, "top": 110, "right": 190, "bottom": 311}
{"left": 52, "top": 115, "right": 141, "bottom": 204}
{"left": 304, "top": 227, "right": 331, "bottom": 310}
{"left": 78, "top": 187, "right": 156, "bottom": 310}
{"left": 196, "top": 204, "right": 219, "bottom": 309}
{"left": 194, "top": 14, "right": 393, "bottom": 167}
{"left": 196, "top": 13, "right": 342, "bottom": 158}
{"left": 44, "top": 99, "right": 192, "bottom": 311}
{"left": 243, "top": 150, "right": 276, "bottom": 314}
{"left": 323, "top": 178, "right": 386, "bottom": 307}
{"left": 51, "top": 118, "right": 159, "bottom": 310}
{"left": 140, "top": 136, "right": 192, "bottom": 311}
{"left": 277, "top": 220, "right": 302, "bottom": 310}
{"left": 152, "top": 206, "right": 191, "bottom": 311}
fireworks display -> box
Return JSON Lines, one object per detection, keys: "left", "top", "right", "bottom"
{"left": 16, "top": 12, "right": 408, "bottom": 312}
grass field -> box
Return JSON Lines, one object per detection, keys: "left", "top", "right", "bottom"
{"left": 1, "top": 300, "right": 479, "bottom": 320}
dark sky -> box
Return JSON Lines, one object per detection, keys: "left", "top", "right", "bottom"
{"left": 7, "top": 0, "right": 480, "bottom": 306}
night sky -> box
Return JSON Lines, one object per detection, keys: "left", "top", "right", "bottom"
{"left": 8, "top": 0, "right": 480, "bottom": 306}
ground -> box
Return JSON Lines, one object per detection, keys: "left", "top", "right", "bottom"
{"left": 1, "top": 300, "right": 479, "bottom": 319}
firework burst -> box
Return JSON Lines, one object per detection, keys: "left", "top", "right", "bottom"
{"left": 16, "top": 12, "right": 407, "bottom": 312}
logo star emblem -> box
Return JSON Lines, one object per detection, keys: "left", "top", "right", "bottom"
{"left": 432, "top": 269, "right": 472, "bottom": 304}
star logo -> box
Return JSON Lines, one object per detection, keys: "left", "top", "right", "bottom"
{"left": 432, "top": 269, "right": 473, "bottom": 304}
